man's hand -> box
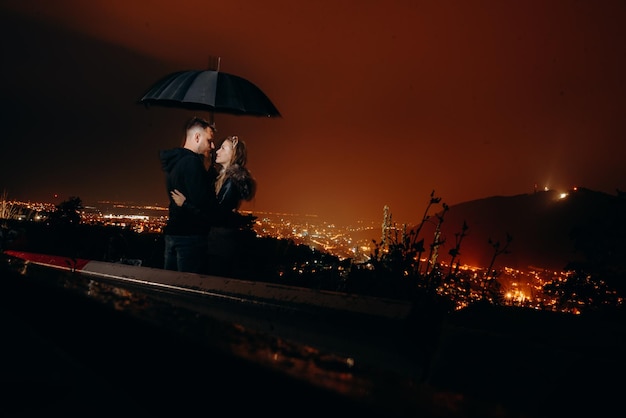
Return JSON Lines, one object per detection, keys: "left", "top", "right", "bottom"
{"left": 170, "top": 189, "right": 187, "bottom": 207}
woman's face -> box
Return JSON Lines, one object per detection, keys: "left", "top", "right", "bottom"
{"left": 215, "top": 139, "right": 235, "bottom": 167}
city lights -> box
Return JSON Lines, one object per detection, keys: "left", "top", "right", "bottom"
{"left": 1, "top": 198, "right": 619, "bottom": 314}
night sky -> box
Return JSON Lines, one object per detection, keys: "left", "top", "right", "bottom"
{"left": 1, "top": 0, "right": 625, "bottom": 224}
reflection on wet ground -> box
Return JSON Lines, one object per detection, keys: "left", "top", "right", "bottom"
{"left": 43, "top": 270, "right": 442, "bottom": 415}
{"left": 1, "top": 260, "right": 528, "bottom": 418}
{"left": 3, "top": 256, "right": 625, "bottom": 417}
{"left": 81, "top": 277, "right": 375, "bottom": 397}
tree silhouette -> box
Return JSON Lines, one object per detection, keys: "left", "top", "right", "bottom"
{"left": 446, "top": 220, "right": 468, "bottom": 276}
{"left": 48, "top": 196, "right": 83, "bottom": 226}
{"left": 480, "top": 233, "right": 512, "bottom": 303}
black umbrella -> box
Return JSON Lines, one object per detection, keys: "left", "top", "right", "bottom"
{"left": 139, "top": 69, "right": 280, "bottom": 121}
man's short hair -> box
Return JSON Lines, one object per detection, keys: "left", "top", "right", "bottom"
{"left": 186, "top": 116, "right": 216, "bottom": 133}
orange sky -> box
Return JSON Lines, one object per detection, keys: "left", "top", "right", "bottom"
{"left": 1, "top": 0, "right": 625, "bottom": 223}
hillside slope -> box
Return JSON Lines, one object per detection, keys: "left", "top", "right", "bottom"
{"left": 429, "top": 188, "right": 623, "bottom": 271}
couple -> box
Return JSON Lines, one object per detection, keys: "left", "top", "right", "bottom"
{"left": 160, "top": 116, "right": 256, "bottom": 276}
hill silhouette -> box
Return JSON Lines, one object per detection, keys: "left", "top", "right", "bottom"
{"left": 424, "top": 187, "right": 625, "bottom": 271}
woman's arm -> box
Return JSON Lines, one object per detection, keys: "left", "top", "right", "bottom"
{"left": 170, "top": 188, "right": 204, "bottom": 218}
{"left": 171, "top": 189, "right": 187, "bottom": 207}
{"left": 171, "top": 188, "right": 238, "bottom": 227}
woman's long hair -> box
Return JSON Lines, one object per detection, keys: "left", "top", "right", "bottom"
{"left": 215, "top": 136, "right": 256, "bottom": 201}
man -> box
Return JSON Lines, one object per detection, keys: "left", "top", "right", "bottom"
{"left": 160, "top": 116, "right": 216, "bottom": 272}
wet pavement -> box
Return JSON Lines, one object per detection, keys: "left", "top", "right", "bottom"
{"left": 2, "top": 258, "right": 625, "bottom": 418}
{"left": 1, "top": 267, "right": 394, "bottom": 417}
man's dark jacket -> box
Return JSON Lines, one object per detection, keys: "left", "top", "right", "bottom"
{"left": 160, "top": 148, "right": 215, "bottom": 235}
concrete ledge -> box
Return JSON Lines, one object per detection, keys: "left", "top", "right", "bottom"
{"left": 4, "top": 250, "right": 412, "bottom": 320}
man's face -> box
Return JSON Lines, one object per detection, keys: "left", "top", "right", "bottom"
{"left": 198, "top": 127, "right": 214, "bottom": 154}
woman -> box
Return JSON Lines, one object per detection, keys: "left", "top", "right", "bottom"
{"left": 171, "top": 135, "right": 256, "bottom": 276}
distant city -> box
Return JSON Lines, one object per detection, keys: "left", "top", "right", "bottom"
{"left": 4, "top": 198, "right": 579, "bottom": 312}
{"left": 4, "top": 199, "right": 381, "bottom": 261}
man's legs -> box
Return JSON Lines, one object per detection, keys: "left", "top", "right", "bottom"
{"left": 163, "top": 235, "right": 177, "bottom": 271}
{"left": 164, "top": 235, "right": 207, "bottom": 273}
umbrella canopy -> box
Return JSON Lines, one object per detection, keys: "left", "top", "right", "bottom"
{"left": 139, "top": 70, "right": 280, "bottom": 119}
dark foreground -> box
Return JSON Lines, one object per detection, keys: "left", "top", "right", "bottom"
{"left": 1, "top": 267, "right": 389, "bottom": 418}
{"left": 2, "top": 262, "right": 625, "bottom": 418}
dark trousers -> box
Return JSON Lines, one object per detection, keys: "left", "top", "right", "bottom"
{"left": 163, "top": 234, "right": 207, "bottom": 273}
